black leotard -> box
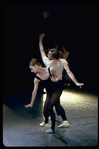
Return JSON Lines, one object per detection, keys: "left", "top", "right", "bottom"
{"left": 34, "top": 67, "right": 64, "bottom": 92}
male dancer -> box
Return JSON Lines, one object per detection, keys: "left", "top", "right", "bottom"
{"left": 39, "top": 33, "right": 84, "bottom": 133}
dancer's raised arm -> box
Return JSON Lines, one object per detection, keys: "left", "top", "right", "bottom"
{"left": 39, "top": 33, "right": 51, "bottom": 67}
{"left": 39, "top": 33, "right": 46, "bottom": 57}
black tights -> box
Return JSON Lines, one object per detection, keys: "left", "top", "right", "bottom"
{"left": 55, "top": 99, "right": 67, "bottom": 120}
{"left": 43, "top": 88, "right": 67, "bottom": 131}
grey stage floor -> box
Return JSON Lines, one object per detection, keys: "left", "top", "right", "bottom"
{"left": 3, "top": 88, "right": 98, "bottom": 147}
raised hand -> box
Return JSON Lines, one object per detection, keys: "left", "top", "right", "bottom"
{"left": 39, "top": 33, "right": 45, "bottom": 40}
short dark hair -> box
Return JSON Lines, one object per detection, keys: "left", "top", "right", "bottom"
{"left": 49, "top": 48, "right": 60, "bottom": 59}
{"left": 29, "top": 58, "right": 42, "bottom": 67}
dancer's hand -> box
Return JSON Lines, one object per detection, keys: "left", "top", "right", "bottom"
{"left": 50, "top": 76, "right": 61, "bottom": 82}
{"left": 39, "top": 33, "right": 45, "bottom": 40}
{"left": 51, "top": 77, "right": 61, "bottom": 82}
{"left": 24, "top": 103, "right": 33, "bottom": 108}
{"left": 76, "top": 83, "right": 84, "bottom": 89}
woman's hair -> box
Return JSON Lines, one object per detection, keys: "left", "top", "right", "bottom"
{"left": 29, "top": 58, "right": 42, "bottom": 67}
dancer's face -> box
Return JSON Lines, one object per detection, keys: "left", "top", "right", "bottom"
{"left": 29, "top": 65, "right": 37, "bottom": 73}
{"left": 48, "top": 49, "right": 56, "bottom": 60}
{"left": 47, "top": 51, "right": 52, "bottom": 60}
{"left": 48, "top": 48, "right": 57, "bottom": 60}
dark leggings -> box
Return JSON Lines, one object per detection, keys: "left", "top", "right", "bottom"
{"left": 43, "top": 88, "right": 67, "bottom": 131}
{"left": 55, "top": 99, "right": 67, "bottom": 119}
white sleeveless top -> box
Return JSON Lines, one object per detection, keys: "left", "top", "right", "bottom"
{"left": 42, "top": 56, "right": 68, "bottom": 80}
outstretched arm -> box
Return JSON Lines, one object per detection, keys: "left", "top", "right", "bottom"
{"left": 64, "top": 63, "right": 84, "bottom": 88}
{"left": 25, "top": 78, "right": 40, "bottom": 108}
{"left": 39, "top": 33, "right": 46, "bottom": 58}
{"left": 39, "top": 33, "right": 51, "bottom": 67}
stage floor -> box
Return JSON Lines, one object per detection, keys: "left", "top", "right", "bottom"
{"left": 3, "top": 88, "right": 98, "bottom": 147}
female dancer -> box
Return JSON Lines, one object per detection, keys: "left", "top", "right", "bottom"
{"left": 39, "top": 33, "right": 84, "bottom": 133}
{"left": 25, "top": 58, "right": 49, "bottom": 108}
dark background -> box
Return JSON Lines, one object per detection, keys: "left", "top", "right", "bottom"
{"left": 2, "top": 2, "right": 97, "bottom": 97}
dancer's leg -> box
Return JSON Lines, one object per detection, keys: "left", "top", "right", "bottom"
{"left": 55, "top": 98, "right": 70, "bottom": 128}
{"left": 47, "top": 89, "right": 63, "bottom": 131}
{"left": 54, "top": 99, "right": 60, "bottom": 115}
{"left": 43, "top": 93, "right": 51, "bottom": 124}
{"left": 55, "top": 99, "right": 67, "bottom": 121}
{"left": 48, "top": 108, "right": 55, "bottom": 132}
{"left": 40, "top": 93, "right": 51, "bottom": 127}
{"left": 54, "top": 95, "right": 70, "bottom": 128}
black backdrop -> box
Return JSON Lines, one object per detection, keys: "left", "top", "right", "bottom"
{"left": 2, "top": 2, "right": 97, "bottom": 96}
